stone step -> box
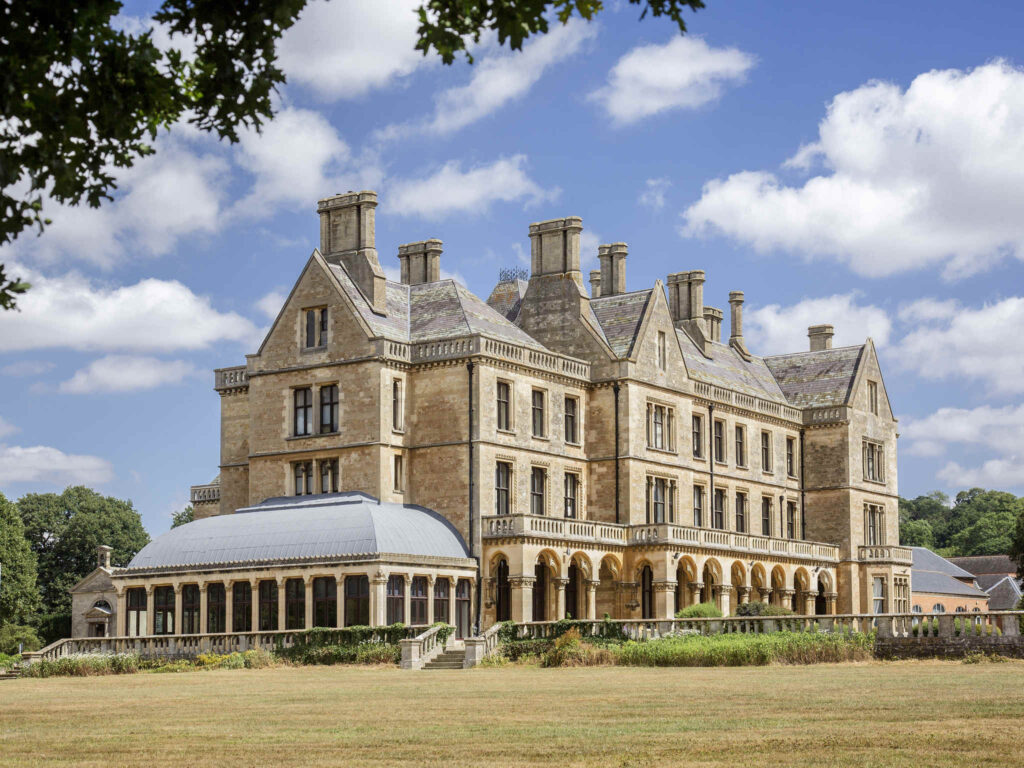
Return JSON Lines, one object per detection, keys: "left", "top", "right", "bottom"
{"left": 423, "top": 662, "right": 465, "bottom": 669}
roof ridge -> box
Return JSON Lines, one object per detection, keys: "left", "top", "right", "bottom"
{"left": 763, "top": 343, "right": 865, "bottom": 360}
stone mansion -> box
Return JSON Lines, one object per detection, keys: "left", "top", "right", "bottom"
{"left": 71, "top": 190, "right": 911, "bottom": 640}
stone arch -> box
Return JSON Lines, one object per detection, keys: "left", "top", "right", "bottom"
{"left": 793, "top": 567, "right": 812, "bottom": 614}
{"left": 565, "top": 553, "right": 592, "bottom": 620}
{"left": 751, "top": 562, "right": 768, "bottom": 602}
{"left": 701, "top": 557, "right": 723, "bottom": 605}
{"left": 596, "top": 555, "right": 620, "bottom": 619}
{"left": 599, "top": 554, "right": 622, "bottom": 581}
{"left": 533, "top": 551, "right": 559, "bottom": 622}
{"left": 770, "top": 565, "right": 788, "bottom": 608}
{"left": 570, "top": 552, "right": 593, "bottom": 580}
{"left": 675, "top": 555, "right": 698, "bottom": 611}
{"left": 730, "top": 561, "right": 748, "bottom": 610}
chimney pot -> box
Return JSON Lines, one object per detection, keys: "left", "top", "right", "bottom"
{"left": 397, "top": 239, "right": 443, "bottom": 285}
{"left": 589, "top": 270, "right": 602, "bottom": 298}
{"left": 703, "top": 306, "right": 723, "bottom": 343}
{"left": 808, "top": 324, "right": 835, "bottom": 351}
{"left": 316, "top": 190, "right": 386, "bottom": 314}
{"left": 96, "top": 544, "right": 112, "bottom": 570}
{"left": 599, "top": 242, "right": 628, "bottom": 296}
{"left": 528, "top": 217, "right": 583, "bottom": 278}
{"left": 728, "top": 290, "right": 744, "bottom": 341}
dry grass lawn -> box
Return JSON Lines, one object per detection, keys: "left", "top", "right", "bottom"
{"left": 2, "top": 660, "right": 1023, "bottom": 767}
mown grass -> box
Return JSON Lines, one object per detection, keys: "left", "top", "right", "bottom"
{"left": 1, "top": 661, "right": 1023, "bottom": 767}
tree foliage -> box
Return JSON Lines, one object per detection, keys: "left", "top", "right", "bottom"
{"left": 900, "top": 488, "right": 1024, "bottom": 558}
{"left": 17, "top": 487, "right": 149, "bottom": 615}
{"left": 0, "top": 0, "right": 308, "bottom": 309}
{"left": 0, "top": 492, "right": 41, "bottom": 626}
{"left": 416, "top": 0, "right": 705, "bottom": 64}
{"left": 171, "top": 504, "right": 195, "bottom": 529}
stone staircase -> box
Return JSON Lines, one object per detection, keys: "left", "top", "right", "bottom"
{"left": 423, "top": 648, "right": 466, "bottom": 670}
{"left": 0, "top": 664, "right": 22, "bottom": 681}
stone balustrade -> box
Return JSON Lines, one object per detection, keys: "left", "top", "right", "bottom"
{"left": 463, "top": 622, "right": 502, "bottom": 668}
{"left": 189, "top": 483, "right": 221, "bottom": 504}
{"left": 692, "top": 381, "right": 802, "bottom": 423}
{"left": 399, "top": 623, "right": 451, "bottom": 669}
{"left": 214, "top": 365, "right": 248, "bottom": 392}
{"left": 858, "top": 545, "right": 913, "bottom": 564}
{"left": 483, "top": 514, "right": 840, "bottom": 562}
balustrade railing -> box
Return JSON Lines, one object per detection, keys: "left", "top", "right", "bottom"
{"left": 464, "top": 622, "right": 502, "bottom": 667}
{"left": 214, "top": 366, "right": 248, "bottom": 391}
{"left": 399, "top": 623, "right": 452, "bottom": 669}
{"left": 858, "top": 545, "right": 913, "bottom": 564}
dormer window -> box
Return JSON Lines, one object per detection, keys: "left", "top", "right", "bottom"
{"left": 304, "top": 308, "right": 327, "bottom": 349}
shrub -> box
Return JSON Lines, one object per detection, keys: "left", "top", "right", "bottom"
{"left": 242, "top": 648, "right": 274, "bottom": 669}
{"left": 354, "top": 644, "right": 400, "bottom": 665}
{"left": 0, "top": 623, "right": 41, "bottom": 655}
{"left": 735, "top": 602, "right": 793, "bottom": 617}
{"left": 540, "top": 629, "right": 615, "bottom": 667}
{"left": 675, "top": 602, "right": 723, "bottom": 619}
{"left": 288, "top": 623, "right": 409, "bottom": 648}
{"left": 0, "top": 652, "right": 20, "bottom": 670}
{"left": 21, "top": 652, "right": 141, "bottom": 678}
{"left": 614, "top": 631, "right": 873, "bottom": 667}
{"left": 501, "top": 639, "right": 554, "bottom": 661}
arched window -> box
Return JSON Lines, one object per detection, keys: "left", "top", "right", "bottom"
{"left": 126, "top": 587, "right": 146, "bottom": 637}
{"left": 640, "top": 565, "right": 654, "bottom": 620}
{"left": 312, "top": 577, "right": 337, "bottom": 628}
{"left": 433, "top": 578, "right": 450, "bottom": 625}
{"left": 258, "top": 580, "right": 278, "bottom": 631}
{"left": 955, "top": 606, "right": 966, "bottom": 613}
{"left": 153, "top": 586, "right": 174, "bottom": 635}
{"left": 912, "top": 605, "right": 922, "bottom": 614}
{"left": 181, "top": 585, "right": 200, "bottom": 634}
{"left": 92, "top": 599, "right": 111, "bottom": 611}
{"left": 533, "top": 561, "right": 547, "bottom": 622}
{"left": 344, "top": 575, "right": 369, "bottom": 627}
{"left": 972, "top": 607, "right": 980, "bottom": 612}
{"left": 233, "top": 582, "right": 253, "bottom": 632}
{"left": 387, "top": 575, "right": 406, "bottom": 625}
{"left": 565, "top": 562, "right": 580, "bottom": 619}
{"left": 455, "top": 579, "right": 472, "bottom": 638}
{"left": 410, "top": 577, "right": 428, "bottom": 626}
{"left": 932, "top": 603, "right": 945, "bottom": 614}
{"left": 495, "top": 560, "right": 511, "bottom": 622}
{"left": 207, "top": 583, "right": 226, "bottom": 633}
{"left": 284, "top": 578, "right": 304, "bottom": 629}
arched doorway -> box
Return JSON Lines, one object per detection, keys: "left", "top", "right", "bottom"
{"left": 565, "top": 562, "right": 580, "bottom": 619}
{"left": 640, "top": 565, "right": 654, "bottom": 619}
{"left": 701, "top": 562, "right": 718, "bottom": 606}
{"left": 815, "top": 576, "right": 827, "bottom": 615}
{"left": 533, "top": 559, "right": 548, "bottom": 621}
{"left": 495, "top": 559, "right": 511, "bottom": 622}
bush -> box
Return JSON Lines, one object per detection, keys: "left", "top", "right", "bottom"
{"left": 276, "top": 641, "right": 400, "bottom": 666}
{"left": 735, "top": 601, "right": 794, "bottom": 617}
{"left": 0, "top": 623, "right": 41, "bottom": 655}
{"left": 288, "top": 623, "right": 409, "bottom": 648}
{"left": 675, "top": 602, "right": 723, "bottom": 619}
{"left": 354, "top": 644, "right": 401, "bottom": 665}
{"left": 0, "top": 652, "right": 20, "bottom": 670}
{"left": 540, "top": 629, "right": 615, "bottom": 667}
{"left": 614, "top": 631, "right": 873, "bottom": 667}
{"left": 242, "top": 648, "right": 274, "bottom": 669}
{"left": 21, "top": 652, "right": 141, "bottom": 678}
{"left": 500, "top": 639, "right": 554, "bottom": 662}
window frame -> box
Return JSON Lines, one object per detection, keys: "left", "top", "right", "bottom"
{"left": 392, "top": 378, "right": 404, "bottom": 432}
{"left": 531, "top": 389, "right": 547, "bottom": 438}
{"left": 693, "top": 485, "right": 704, "bottom": 527}
{"left": 207, "top": 583, "right": 226, "bottom": 633}
{"left": 713, "top": 419, "right": 725, "bottom": 464}
{"left": 294, "top": 461, "right": 313, "bottom": 496}
{"left": 232, "top": 581, "right": 252, "bottom": 632}
{"left": 284, "top": 578, "right": 305, "bottom": 630}
{"left": 760, "top": 430, "right": 772, "bottom": 472}
{"left": 868, "top": 380, "right": 879, "bottom": 415}
{"left": 393, "top": 454, "right": 404, "bottom": 493}
{"left": 735, "top": 425, "right": 747, "bottom": 467}
{"left": 656, "top": 330, "right": 666, "bottom": 370}
{"left": 692, "top": 415, "right": 704, "bottom": 458}
{"left": 761, "top": 497, "right": 772, "bottom": 537}
{"left": 496, "top": 381, "right": 512, "bottom": 432}
{"left": 386, "top": 575, "right": 405, "bottom": 625}
{"left": 864, "top": 440, "right": 885, "bottom": 483}
{"left": 319, "top": 384, "right": 339, "bottom": 434}
{"left": 181, "top": 584, "right": 200, "bottom": 635}
{"left": 153, "top": 586, "right": 174, "bottom": 635}
{"left": 735, "top": 492, "right": 747, "bottom": 533}
{"left": 530, "top": 466, "right": 546, "bottom": 516}
{"left": 786, "top": 436, "right": 796, "bottom": 477}
{"left": 564, "top": 395, "right": 579, "bottom": 444}
{"left": 495, "top": 461, "right": 512, "bottom": 515}
{"left": 312, "top": 577, "right": 337, "bottom": 628}
{"left": 320, "top": 458, "right": 339, "bottom": 494}
{"left": 712, "top": 488, "right": 725, "bottom": 530}
{"left": 564, "top": 471, "right": 579, "bottom": 519}
{"left": 410, "top": 576, "right": 429, "bottom": 626}
{"left": 344, "top": 575, "right": 370, "bottom": 627}
{"left": 258, "top": 580, "right": 278, "bottom": 631}
{"left": 293, "top": 387, "right": 313, "bottom": 436}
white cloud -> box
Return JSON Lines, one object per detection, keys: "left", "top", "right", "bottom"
{"left": 893, "top": 297, "right": 1024, "bottom": 395}
{"left": 579, "top": 229, "right": 602, "bottom": 272}
{"left": 589, "top": 36, "right": 754, "bottom": 125}
{"left": 744, "top": 294, "right": 892, "bottom": 356}
{"left": 379, "top": 20, "right": 596, "bottom": 140}
{"left": 0, "top": 263, "right": 259, "bottom": 353}
{"left": 278, "top": 0, "right": 426, "bottom": 101}
{"left": 255, "top": 289, "right": 288, "bottom": 320}
{"left": 0, "top": 416, "right": 19, "bottom": 439}
{"left": 387, "top": 155, "right": 558, "bottom": 219}
{"left": 0, "top": 445, "right": 113, "bottom": 486}
{"left": 232, "top": 107, "right": 380, "bottom": 216}
{"left": 903, "top": 404, "right": 1024, "bottom": 458}
{"left": 936, "top": 458, "right": 1024, "bottom": 490}
{"left": 1, "top": 140, "right": 228, "bottom": 269}
{"left": 683, "top": 61, "right": 1024, "bottom": 279}
{"left": 1, "top": 361, "right": 54, "bottom": 377}
{"left": 639, "top": 178, "right": 671, "bottom": 210}
{"left": 59, "top": 356, "right": 199, "bottom": 394}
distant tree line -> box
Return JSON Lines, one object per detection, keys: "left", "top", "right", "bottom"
{"left": 0, "top": 487, "right": 150, "bottom": 652}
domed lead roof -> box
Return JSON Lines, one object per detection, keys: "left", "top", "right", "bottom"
{"left": 126, "top": 492, "right": 470, "bottom": 570}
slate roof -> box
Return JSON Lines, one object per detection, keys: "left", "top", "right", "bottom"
{"left": 947, "top": 555, "right": 1018, "bottom": 577}
{"left": 590, "top": 290, "right": 652, "bottom": 357}
{"left": 764, "top": 345, "right": 865, "bottom": 408}
{"left": 124, "top": 492, "right": 472, "bottom": 571}
{"left": 485, "top": 278, "right": 528, "bottom": 322}
{"left": 677, "top": 332, "right": 789, "bottom": 404}
{"left": 986, "top": 576, "right": 1023, "bottom": 610}
{"left": 328, "top": 263, "right": 544, "bottom": 349}
{"left": 911, "top": 547, "right": 989, "bottom": 598}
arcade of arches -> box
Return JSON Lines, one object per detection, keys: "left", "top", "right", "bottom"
{"left": 484, "top": 545, "right": 837, "bottom": 623}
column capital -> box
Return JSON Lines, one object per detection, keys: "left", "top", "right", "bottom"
{"left": 653, "top": 580, "right": 678, "bottom": 592}
{"left": 173, "top": 583, "right": 182, "bottom": 594}
{"left": 509, "top": 576, "right": 536, "bottom": 588}
{"left": 585, "top": 579, "right": 600, "bottom": 590}
{"left": 780, "top": 588, "right": 795, "bottom": 597}
{"left": 145, "top": 584, "right": 154, "bottom": 595}
{"left": 554, "top": 578, "right": 569, "bottom": 589}
{"left": 249, "top": 576, "right": 259, "bottom": 587}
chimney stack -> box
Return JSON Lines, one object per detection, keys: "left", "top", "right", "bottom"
{"left": 703, "top": 307, "right": 723, "bottom": 343}
{"left": 666, "top": 271, "right": 691, "bottom": 322}
{"left": 688, "top": 270, "right": 705, "bottom": 321}
{"left": 317, "top": 191, "right": 387, "bottom": 314}
{"left": 528, "top": 217, "right": 582, "bottom": 278}
{"left": 728, "top": 291, "right": 752, "bottom": 360}
{"left": 96, "top": 544, "right": 112, "bottom": 570}
{"left": 397, "top": 239, "right": 442, "bottom": 285}
{"left": 809, "top": 324, "right": 835, "bottom": 351}
{"left": 598, "top": 243, "right": 627, "bottom": 296}
{"left": 589, "top": 270, "right": 602, "bottom": 298}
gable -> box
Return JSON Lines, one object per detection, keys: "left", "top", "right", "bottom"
{"left": 628, "top": 285, "right": 689, "bottom": 382}
{"left": 71, "top": 567, "right": 113, "bottom": 594}
{"left": 848, "top": 340, "right": 895, "bottom": 419}
{"left": 590, "top": 289, "right": 652, "bottom": 358}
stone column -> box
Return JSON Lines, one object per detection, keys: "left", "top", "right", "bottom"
{"left": 426, "top": 576, "right": 435, "bottom": 625}
{"left": 826, "top": 593, "right": 838, "bottom": 615}
{"left": 371, "top": 572, "right": 388, "bottom": 627}
{"left": 716, "top": 584, "right": 732, "bottom": 616}
{"left": 250, "top": 578, "right": 259, "bottom": 632}
{"left": 758, "top": 587, "right": 772, "bottom": 605}
{"left": 654, "top": 581, "right": 677, "bottom": 619}
{"left": 510, "top": 576, "right": 534, "bottom": 623}
{"left": 304, "top": 576, "right": 314, "bottom": 630}
{"left": 689, "top": 582, "right": 703, "bottom": 607}
{"left": 145, "top": 585, "right": 155, "bottom": 636}
{"left": 803, "top": 592, "right": 816, "bottom": 616}
{"left": 586, "top": 580, "right": 599, "bottom": 620}
{"left": 737, "top": 586, "right": 751, "bottom": 605}
{"left": 199, "top": 582, "right": 209, "bottom": 634}
{"left": 224, "top": 580, "right": 234, "bottom": 633}
{"left": 555, "top": 578, "right": 568, "bottom": 619}
{"left": 446, "top": 577, "right": 456, "bottom": 625}
{"left": 276, "top": 578, "right": 286, "bottom": 631}
{"left": 116, "top": 587, "right": 127, "bottom": 637}
{"left": 335, "top": 576, "right": 345, "bottom": 628}
{"left": 780, "top": 589, "right": 795, "bottom": 612}
{"left": 403, "top": 575, "right": 412, "bottom": 627}
{"left": 173, "top": 583, "right": 183, "bottom": 635}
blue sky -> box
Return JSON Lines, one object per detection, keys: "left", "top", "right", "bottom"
{"left": 2, "top": 0, "right": 1024, "bottom": 536}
